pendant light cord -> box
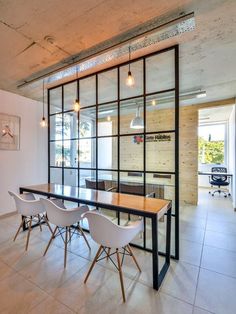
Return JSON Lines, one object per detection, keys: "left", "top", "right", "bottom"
{"left": 128, "top": 46, "right": 131, "bottom": 72}
{"left": 42, "top": 79, "right": 45, "bottom": 117}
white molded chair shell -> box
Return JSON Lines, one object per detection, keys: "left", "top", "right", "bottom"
{"left": 83, "top": 211, "right": 143, "bottom": 248}
{"left": 8, "top": 191, "right": 44, "bottom": 216}
{"left": 40, "top": 198, "right": 89, "bottom": 227}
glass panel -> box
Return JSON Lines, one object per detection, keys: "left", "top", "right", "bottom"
{"left": 63, "top": 140, "right": 78, "bottom": 167}
{"left": 120, "top": 60, "right": 143, "bottom": 99}
{"left": 79, "top": 138, "right": 96, "bottom": 168}
{"left": 98, "top": 137, "right": 117, "bottom": 170}
{"left": 50, "top": 114, "right": 62, "bottom": 141}
{"left": 49, "top": 87, "right": 62, "bottom": 114}
{"left": 98, "top": 103, "right": 118, "bottom": 136}
{"left": 120, "top": 135, "right": 143, "bottom": 171}
{"left": 97, "top": 170, "right": 118, "bottom": 191}
{"left": 79, "top": 169, "right": 96, "bottom": 187}
{"left": 64, "top": 169, "right": 78, "bottom": 186}
{"left": 79, "top": 107, "right": 96, "bottom": 138}
{"left": 63, "top": 82, "right": 77, "bottom": 111}
{"left": 50, "top": 168, "right": 62, "bottom": 184}
{"left": 79, "top": 76, "right": 96, "bottom": 107}
{"left": 146, "top": 92, "right": 175, "bottom": 132}
{"left": 98, "top": 69, "right": 118, "bottom": 103}
{"left": 120, "top": 98, "right": 144, "bottom": 135}
{"left": 146, "top": 50, "right": 175, "bottom": 93}
{"left": 119, "top": 172, "right": 144, "bottom": 194}
{"left": 50, "top": 141, "right": 63, "bottom": 166}
{"left": 64, "top": 112, "right": 78, "bottom": 139}
{"left": 146, "top": 132, "right": 175, "bottom": 172}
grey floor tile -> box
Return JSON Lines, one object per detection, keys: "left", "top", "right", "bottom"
{"left": 195, "top": 268, "right": 236, "bottom": 314}
{"left": 201, "top": 245, "right": 236, "bottom": 278}
{"left": 204, "top": 230, "right": 236, "bottom": 252}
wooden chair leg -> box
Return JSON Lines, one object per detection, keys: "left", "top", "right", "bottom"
{"left": 44, "top": 226, "right": 58, "bottom": 256}
{"left": 13, "top": 218, "right": 25, "bottom": 241}
{"left": 116, "top": 249, "right": 126, "bottom": 302}
{"left": 38, "top": 214, "right": 42, "bottom": 232}
{"left": 64, "top": 227, "right": 68, "bottom": 268}
{"left": 84, "top": 245, "right": 103, "bottom": 283}
{"left": 78, "top": 225, "right": 91, "bottom": 250}
{"left": 127, "top": 244, "right": 141, "bottom": 272}
{"left": 44, "top": 216, "right": 54, "bottom": 235}
{"left": 25, "top": 218, "right": 32, "bottom": 251}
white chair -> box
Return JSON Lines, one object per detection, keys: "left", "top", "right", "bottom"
{"left": 8, "top": 191, "right": 53, "bottom": 251}
{"left": 40, "top": 198, "right": 90, "bottom": 268}
{"left": 83, "top": 211, "right": 143, "bottom": 302}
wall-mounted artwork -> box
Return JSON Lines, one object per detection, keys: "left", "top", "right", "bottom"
{"left": 0, "top": 113, "right": 20, "bottom": 150}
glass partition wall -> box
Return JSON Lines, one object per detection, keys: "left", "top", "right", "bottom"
{"left": 48, "top": 45, "right": 179, "bottom": 259}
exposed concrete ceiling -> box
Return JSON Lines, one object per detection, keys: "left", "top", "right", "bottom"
{"left": 0, "top": 0, "right": 236, "bottom": 105}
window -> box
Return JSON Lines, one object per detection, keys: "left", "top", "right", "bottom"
{"left": 198, "top": 124, "right": 226, "bottom": 164}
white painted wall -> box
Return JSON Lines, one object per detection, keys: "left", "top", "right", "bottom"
{"left": 0, "top": 89, "right": 47, "bottom": 215}
{"left": 228, "top": 104, "right": 236, "bottom": 209}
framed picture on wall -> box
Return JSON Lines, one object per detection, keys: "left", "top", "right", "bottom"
{"left": 0, "top": 113, "right": 20, "bottom": 150}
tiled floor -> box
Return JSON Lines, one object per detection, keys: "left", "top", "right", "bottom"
{"left": 0, "top": 189, "right": 236, "bottom": 313}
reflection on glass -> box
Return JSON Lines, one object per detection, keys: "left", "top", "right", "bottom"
{"left": 63, "top": 82, "right": 77, "bottom": 111}
{"left": 120, "top": 60, "right": 143, "bottom": 99}
{"left": 98, "top": 69, "right": 118, "bottom": 103}
{"left": 80, "top": 76, "right": 96, "bottom": 107}
{"left": 98, "top": 137, "right": 117, "bottom": 170}
{"left": 146, "top": 92, "right": 175, "bottom": 132}
{"left": 98, "top": 103, "right": 117, "bottom": 136}
{"left": 63, "top": 140, "right": 78, "bottom": 167}
{"left": 50, "top": 114, "right": 62, "bottom": 141}
{"left": 119, "top": 172, "right": 144, "bottom": 195}
{"left": 120, "top": 98, "right": 144, "bottom": 134}
{"left": 50, "top": 141, "right": 63, "bottom": 166}
{"left": 146, "top": 133, "right": 175, "bottom": 172}
{"left": 50, "top": 168, "right": 62, "bottom": 184}
{"left": 49, "top": 87, "right": 62, "bottom": 114}
{"left": 97, "top": 170, "right": 118, "bottom": 191}
{"left": 79, "top": 108, "right": 96, "bottom": 138}
{"left": 120, "top": 135, "right": 143, "bottom": 171}
{"left": 146, "top": 50, "right": 175, "bottom": 93}
{"left": 79, "top": 138, "right": 96, "bottom": 168}
{"left": 79, "top": 169, "right": 96, "bottom": 187}
{"left": 64, "top": 112, "right": 78, "bottom": 139}
{"left": 64, "top": 169, "right": 78, "bottom": 186}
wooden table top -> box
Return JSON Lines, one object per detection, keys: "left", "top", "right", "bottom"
{"left": 20, "top": 183, "right": 171, "bottom": 216}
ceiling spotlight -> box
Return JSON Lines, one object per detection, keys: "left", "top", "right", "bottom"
{"left": 196, "top": 91, "right": 207, "bottom": 98}
{"left": 107, "top": 115, "right": 111, "bottom": 122}
{"left": 151, "top": 99, "right": 156, "bottom": 106}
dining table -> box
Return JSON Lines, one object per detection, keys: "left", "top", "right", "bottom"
{"left": 19, "top": 183, "right": 172, "bottom": 291}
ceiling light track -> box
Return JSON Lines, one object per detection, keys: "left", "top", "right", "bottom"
{"left": 17, "top": 11, "right": 195, "bottom": 89}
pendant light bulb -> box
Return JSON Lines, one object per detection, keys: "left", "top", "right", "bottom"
{"left": 126, "top": 45, "right": 135, "bottom": 87}
{"left": 126, "top": 71, "right": 135, "bottom": 87}
{"left": 73, "top": 99, "right": 80, "bottom": 112}
{"left": 40, "top": 117, "right": 47, "bottom": 127}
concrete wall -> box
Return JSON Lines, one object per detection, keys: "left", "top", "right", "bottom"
{"left": 0, "top": 89, "right": 47, "bottom": 215}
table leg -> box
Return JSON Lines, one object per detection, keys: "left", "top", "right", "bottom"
{"left": 152, "top": 214, "right": 159, "bottom": 290}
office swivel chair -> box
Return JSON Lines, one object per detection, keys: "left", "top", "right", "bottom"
{"left": 209, "top": 167, "right": 230, "bottom": 197}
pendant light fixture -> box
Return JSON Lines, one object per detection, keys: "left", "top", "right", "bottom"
{"left": 126, "top": 46, "right": 135, "bottom": 87}
{"left": 40, "top": 79, "right": 47, "bottom": 127}
{"left": 130, "top": 104, "right": 144, "bottom": 129}
{"left": 73, "top": 65, "right": 80, "bottom": 112}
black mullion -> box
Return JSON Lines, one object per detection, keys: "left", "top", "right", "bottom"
{"left": 174, "top": 45, "right": 179, "bottom": 260}
{"left": 47, "top": 88, "right": 50, "bottom": 184}
{"left": 77, "top": 79, "right": 80, "bottom": 187}
{"left": 95, "top": 74, "right": 98, "bottom": 189}
{"left": 117, "top": 67, "right": 120, "bottom": 192}
{"left": 62, "top": 86, "right": 64, "bottom": 185}
{"left": 143, "top": 57, "right": 147, "bottom": 249}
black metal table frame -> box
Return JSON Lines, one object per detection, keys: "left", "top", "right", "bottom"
{"left": 20, "top": 186, "right": 171, "bottom": 290}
